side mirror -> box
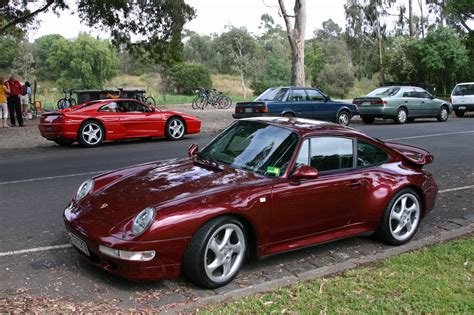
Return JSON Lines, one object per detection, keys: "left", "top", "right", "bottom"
{"left": 291, "top": 165, "right": 319, "bottom": 180}
{"left": 188, "top": 143, "right": 199, "bottom": 157}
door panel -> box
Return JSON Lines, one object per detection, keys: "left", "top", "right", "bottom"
{"left": 117, "top": 101, "right": 163, "bottom": 137}
{"left": 288, "top": 89, "right": 313, "bottom": 118}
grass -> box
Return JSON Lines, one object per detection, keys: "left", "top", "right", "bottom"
{"left": 204, "top": 237, "right": 474, "bottom": 314}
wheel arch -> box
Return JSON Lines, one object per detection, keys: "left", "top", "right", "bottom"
{"left": 281, "top": 110, "right": 296, "bottom": 117}
{"left": 336, "top": 107, "right": 352, "bottom": 118}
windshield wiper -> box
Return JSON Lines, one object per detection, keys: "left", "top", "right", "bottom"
{"left": 194, "top": 152, "right": 223, "bottom": 171}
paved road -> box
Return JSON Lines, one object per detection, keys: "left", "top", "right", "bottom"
{"left": 0, "top": 117, "right": 473, "bottom": 309}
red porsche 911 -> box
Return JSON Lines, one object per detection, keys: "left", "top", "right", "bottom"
{"left": 64, "top": 117, "right": 438, "bottom": 288}
{"left": 39, "top": 99, "right": 201, "bottom": 147}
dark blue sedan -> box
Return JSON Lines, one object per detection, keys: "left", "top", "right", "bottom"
{"left": 233, "top": 87, "right": 358, "bottom": 126}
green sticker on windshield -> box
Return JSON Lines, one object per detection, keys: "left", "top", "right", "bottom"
{"left": 266, "top": 166, "right": 281, "bottom": 176}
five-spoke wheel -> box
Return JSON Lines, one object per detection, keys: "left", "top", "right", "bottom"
{"left": 375, "top": 189, "right": 421, "bottom": 245}
{"left": 183, "top": 217, "right": 247, "bottom": 289}
{"left": 165, "top": 117, "right": 185, "bottom": 141}
{"left": 78, "top": 121, "right": 104, "bottom": 147}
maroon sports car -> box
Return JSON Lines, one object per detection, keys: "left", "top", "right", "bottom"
{"left": 64, "top": 117, "right": 438, "bottom": 288}
{"left": 39, "top": 99, "right": 201, "bottom": 147}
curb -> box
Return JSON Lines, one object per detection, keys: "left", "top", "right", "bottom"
{"left": 166, "top": 223, "right": 474, "bottom": 313}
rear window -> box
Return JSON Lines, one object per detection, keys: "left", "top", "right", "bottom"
{"left": 452, "top": 84, "right": 474, "bottom": 96}
{"left": 368, "top": 87, "right": 400, "bottom": 97}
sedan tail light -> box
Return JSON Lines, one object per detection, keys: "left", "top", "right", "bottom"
{"left": 255, "top": 105, "right": 269, "bottom": 113}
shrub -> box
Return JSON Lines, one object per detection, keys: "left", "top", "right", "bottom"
{"left": 163, "top": 63, "right": 212, "bottom": 95}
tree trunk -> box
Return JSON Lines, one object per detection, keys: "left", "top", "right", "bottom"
{"left": 278, "top": 0, "right": 306, "bottom": 87}
{"left": 418, "top": 0, "right": 424, "bottom": 38}
{"left": 238, "top": 69, "right": 247, "bottom": 98}
{"left": 376, "top": 20, "right": 385, "bottom": 85}
{"left": 408, "top": 0, "right": 414, "bottom": 37}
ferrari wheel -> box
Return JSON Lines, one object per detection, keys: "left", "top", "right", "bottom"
{"left": 375, "top": 188, "right": 421, "bottom": 246}
{"left": 78, "top": 121, "right": 104, "bottom": 147}
{"left": 183, "top": 216, "right": 247, "bottom": 289}
{"left": 165, "top": 117, "right": 185, "bottom": 141}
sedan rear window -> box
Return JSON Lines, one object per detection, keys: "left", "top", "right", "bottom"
{"left": 255, "top": 88, "right": 288, "bottom": 101}
{"left": 368, "top": 87, "right": 400, "bottom": 97}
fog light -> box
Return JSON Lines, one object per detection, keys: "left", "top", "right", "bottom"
{"left": 99, "top": 245, "right": 156, "bottom": 261}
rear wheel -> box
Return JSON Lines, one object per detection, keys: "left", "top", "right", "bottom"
{"left": 361, "top": 116, "right": 375, "bottom": 124}
{"left": 337, "top": 110, "right": 351, "bottom": 126}
{"left": 454, "top": 110, "right": 465, "bottom": 117}
{"left": 183, "top": 216, "right": 247, "bottom": 289}
{"left": 374, "top": 188, "right": 421, "bottom": 246}
{"left": 395, "top": 108, "right": 408, "bottom": 124}
{"left": 165, "top": 117, "right": 185, "bottom": 140}
{"left": 437, "top": 106, "right": 449, "bottom": 122}
{"left": 78, "top": 121, "right": 104, "bottom": 147}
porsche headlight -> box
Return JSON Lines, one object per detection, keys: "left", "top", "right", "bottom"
{"left": 132, "top": 207, "right": 156, "bottom": 235}
{"left": 75, "top": 179, "right": 94, "bottom": 201}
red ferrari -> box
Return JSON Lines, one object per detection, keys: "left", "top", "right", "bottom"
{"left": 39, "top": 99, "right": 201, "bottom": 147}
{"left": 64, "top": 117, "right": 438, "bottom": 288}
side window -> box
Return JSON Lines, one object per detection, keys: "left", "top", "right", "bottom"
{"left": 306, "top": 89, "right": 325, "bottom": 101}
{"left": 289, "top": 89, "right": 307, "bottom": 102}
{"left": 310, "top": 137, "right": 354, "bottom": 172}
{"left": 402, "top": 91, "right": 413, "bottom": 97}
{"left": 357, "top": 141, "right": 388, "bottom": 167}
{"left": 98, "top": 102, "right": 118, "bottom": 112}
{"left": 420, "top": 91, "right": 431, "bottom": 99}
{"left": 116, "top": 101, "right": 129, "bottom": 112}
{"left": 295, "top": 139, "right": 309, "bottom": 166}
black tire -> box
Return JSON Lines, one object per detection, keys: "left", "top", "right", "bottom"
{"left": 395, "top": 107, "right": 408, "bottom": 124}
{"left": 454, "top": 110, "right": 465, "bottom": 117}
{"left": 437, "top": 105, "right": 449, "bottom": 122}
{"left": 374, "top": 188, "right": 422, "bottom": 246}
{"left": 57, "top": 99, "right": 67, "bottom": 110}
{"left": 165, "top": 117, "right": 186, "bottom": 141}
{"left": 145, "top": 96, "right": 156, "bottom": 106}
{"left": 283, "top": 113, "right": 295, "bottom": 118}
{"left": 361, "top": 116, "right": 375, "bottom": 124}
{"left": 54, "top": 139, "right": 74, "bottom": 146}
{"left": 221, "top": 96, "right": 232, "bottom": 109}
{"left": 182, "top": 216, "right": 247, "bottom": 289}
{"left": 77, "top": 120, "right": 105, "bottom": 147}
{"left": 337, "top": 110, "right": 351, "bottom": 126}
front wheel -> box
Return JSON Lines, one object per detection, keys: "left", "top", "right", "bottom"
{"left": 183, "top": 217, "right": 247, "bottom": 289}
{"left": 437, "top": 106, "right": 449, "bottom": 122}
{"left": 165, "top": 117, "right": 185, "bottom": 140}
{"left": 337, "top": 110, "right": 351, "bottom": 126}
{"left": 374, "top": 189, "right": 422, "bottom": 245}
{"left": 78, "top": 121, "right": 105, "bottom": 147}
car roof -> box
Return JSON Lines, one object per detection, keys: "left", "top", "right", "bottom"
{"left": 241, "top": 117, "right": 366, "bottom": 138}
{"left": 455, "top": 82, "right": 474, "bottom": 85}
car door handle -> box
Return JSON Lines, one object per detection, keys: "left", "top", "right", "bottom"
{"left": 405, "top": 101, "right": 408, "bottom": 103}
{"left": 421, "top": 101, "right": 425, "bottom": 103}
{"left": 347, "top": 180, "right": 362, "bottom": 187}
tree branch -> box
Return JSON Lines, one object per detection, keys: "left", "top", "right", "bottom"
{"left": 0, "top": 0, "right": 55, "bottom": 35}
{"left": 459, "top": 14, "right": 472, "bottom": 32}
{"left": 278, "top": 0, "right": 294, "bottom": 34}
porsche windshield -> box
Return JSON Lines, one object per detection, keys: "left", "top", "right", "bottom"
{"left": 200, "top": 121, "right": 299, "bottom": 177}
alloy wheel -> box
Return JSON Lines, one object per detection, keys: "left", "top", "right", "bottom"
{"left": 441, "top": 108, "right": 448, "bottom": 121}
{"left": 338, "top": 112, "right": 350, "bottom": 126}
{"left": 397, "top": 109, "right": 407, "bottom": 124}
{"left": 168, "top": 119, "right": 184, "bottom": 139}
{"left": 82, "top": 122, "right": 103, "bottom": 146}
{"left": 204, "top": 223, "right": 246, "bottom": 284}
{"left": 389, "top": 193, "right": 420, "bottom": 242}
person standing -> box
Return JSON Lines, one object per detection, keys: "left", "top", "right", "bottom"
{"left": 0, "top": 76, "right": 11, "bottom": 128}
{"left": 21, "top": 81, "right": 32, "bottom": 120}
{"left": 6, "top": 74, "right": 24, "bottom": 127}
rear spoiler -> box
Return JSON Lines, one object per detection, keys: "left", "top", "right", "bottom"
{"left": 384, "top": 141, "right": 434, "bottom": 166}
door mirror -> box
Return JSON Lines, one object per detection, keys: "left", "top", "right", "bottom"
{"left": 188, "top": 143, "right": 199, "bottom": 157}
{"left": 291, "top": 165, "right": 319, "bottom": 180}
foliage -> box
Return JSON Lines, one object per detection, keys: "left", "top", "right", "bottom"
{"left": 47, "top": 34, "right": 119, "bottom": 89}
{"left": 32, "top": 34, "right": 64, "bottom": 80}
{"left": 0, "top": 36, "right": 20, "bottom": 71}
{"left": 162, "top": 63, "right": 212, "bottom": 95}
{"left": 206, "top": 237, "right": 474, "bottom": 313}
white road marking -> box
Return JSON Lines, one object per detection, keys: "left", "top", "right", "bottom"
{"left": 0, "top": 170, "right": 110, "bottom": 185}
{"left": 438, "top": 185, "right": 474, "bottom": 194}
{"left": 384, "top": 130, "right": 474, "bottom": 141}
{"left": 0, "top": 244, "right": 72, "bottom": 257}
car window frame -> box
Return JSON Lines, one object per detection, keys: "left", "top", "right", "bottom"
{"left": 289, "top": 88, "right": 308, "bottom": 102}
{"left": 354, "top": 138, "right": 390, "bottom": 169}
{"left": 305, "top": 88, "right": 326, "bottom": 102}
{"left": 98, "top": 101, "right": 119, "bottom": 113}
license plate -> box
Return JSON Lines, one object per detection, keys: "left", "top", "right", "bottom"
{"left": 458, "top": 106, "right": 466, "bottom": 110}
{"left": 244, "top": 108, "right": 253, "bottom": 113}
{"left": 69, "top": 233, "right": 90, "bottom": 256}
{"left": 361, "top": 102, "right": 371, "bottom": 106}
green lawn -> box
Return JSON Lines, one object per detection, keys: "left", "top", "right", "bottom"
{"left": 205, "top": 237, "right": 474, "bottom": 314}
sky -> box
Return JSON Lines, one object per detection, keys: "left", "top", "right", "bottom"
{"left": 29, "top": 0, "right": 348, "bottom": 41}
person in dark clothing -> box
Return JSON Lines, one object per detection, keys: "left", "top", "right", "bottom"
{"left": 6, "top": 74, "right": 24, "bottom": 127}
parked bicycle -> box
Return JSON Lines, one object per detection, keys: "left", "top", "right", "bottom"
{"left": 192, "top": 88, "right": 232, "bottom": 110}
{"left": 57, "top": 89, "right": 77, "bottom": 109}
{"left": 135, "top": 93, "right": 156, "bottom": 106}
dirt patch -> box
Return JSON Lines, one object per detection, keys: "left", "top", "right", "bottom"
{"left": 0, "top": 104, "right": 234, "bottom": 150}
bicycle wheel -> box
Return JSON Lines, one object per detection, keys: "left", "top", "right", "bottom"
{"left": 222, "top": 96, "right": 232, "bottom": 109}
{"left": 192, "top": 95, "right": 201, "bottom": 109}
{"left": 57, "top": 99, "right": 66, "bottom": 110}
{"left": 29, "top": 104, "right": 37, "bottom": 118}
{"left": 145, "top": 96, "right": 156, "bottom": 106}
